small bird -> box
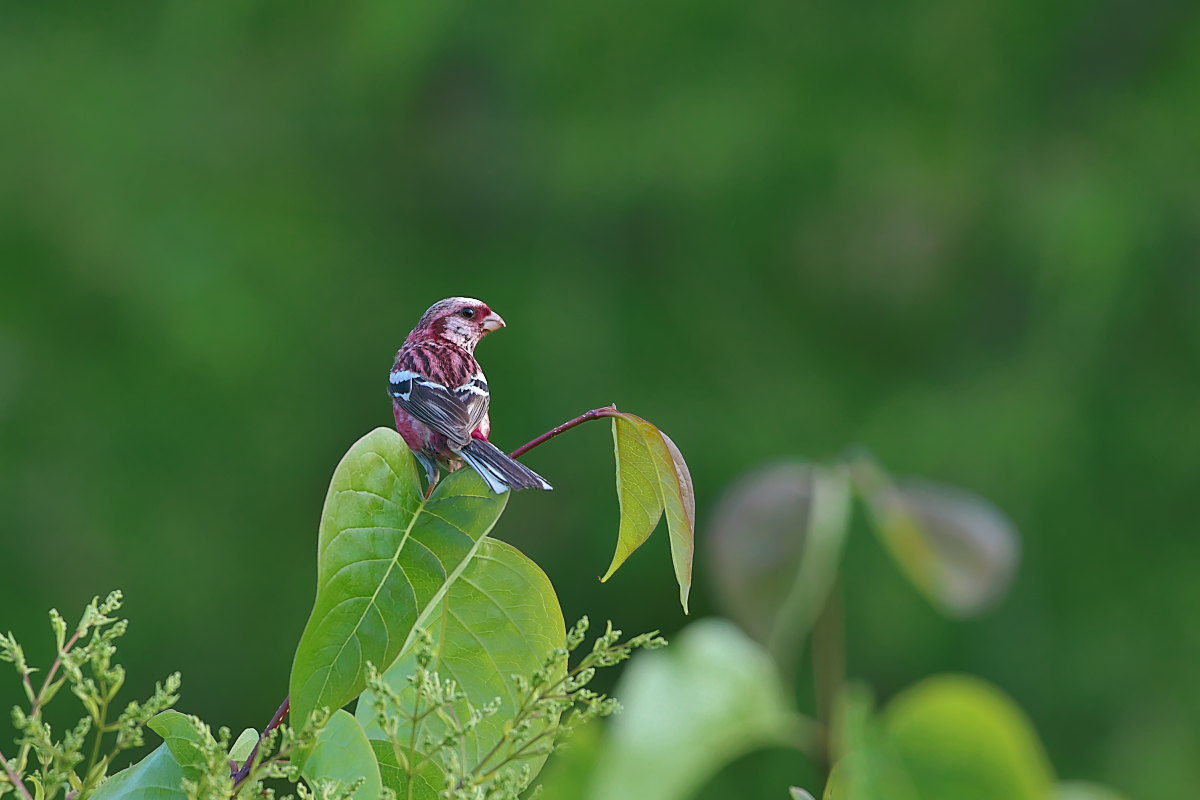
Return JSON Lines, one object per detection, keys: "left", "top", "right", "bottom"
{"left": 389, "top": 297, "right": 552, "bottom": 494}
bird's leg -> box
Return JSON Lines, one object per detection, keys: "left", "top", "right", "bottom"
{"left": 414, "top": 452, "right": 441, "bottom": 499}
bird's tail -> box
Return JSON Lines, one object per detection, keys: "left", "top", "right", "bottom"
{"left": 459, "top": 438, "right": 553, "bottom": 494}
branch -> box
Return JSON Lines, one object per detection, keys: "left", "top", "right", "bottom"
{"left": 0, "top": 748, "right": 34, "bottom": 800}
{"left": 18, "top": 628, "right": 86, "bottom": 770}
{"left": 509, "top": 405, "right": 620, "bottom": 460}
{"left": 230, "top": 695, "right": 290, "bottom": 789}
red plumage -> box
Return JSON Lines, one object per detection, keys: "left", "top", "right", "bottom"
{"left": 389, "top": 297, "right": 551, "bottom": 494}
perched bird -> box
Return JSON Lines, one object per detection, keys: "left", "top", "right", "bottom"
{"left": 389, "top": 297, "right": 553, "bottom": 494}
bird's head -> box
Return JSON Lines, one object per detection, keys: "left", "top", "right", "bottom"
{"left": 410, "top": 297, "right": 506, "bottom": 352}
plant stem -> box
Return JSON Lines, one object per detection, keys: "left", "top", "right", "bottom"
{"left": 0, "top": 748, "right": 34, "bottom": 800}
{"left": 508, "top": 406, "right": 620, "bottom": 459}
{"left": 231, "top": 695, "right": 290, "bottom": 789}
{"left": 17, "top": 629, "right": 85, "bottom": 770}
{"left": 811, "top": 579, "right": 845, "bottom": 771}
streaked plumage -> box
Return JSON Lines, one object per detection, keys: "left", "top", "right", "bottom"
{"left": 389, "top": 297, "right": 552, "bottom": 494}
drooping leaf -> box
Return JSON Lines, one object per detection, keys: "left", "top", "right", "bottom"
{"left": 602, "top": 413, "right": 695, "bottom": 612}
{"left": 299, "top": 709, "right": 382, "bottom": 800}
{"left": 358, "top": 538, "right": 566, "bottom": 790}
{"left": 882, "top": 675, "right": 1055, "bottom": 800}
{"left": 90, "top": 744, "right": 187, "bottom": 800}
{"left": 602, "top": 415, "right": 663, "bottom": 581}
{"left": 290, "top": 428, "right": 508, "bottom": 727}
{"left": 638, "top": 419, "right": 695, "bottom": 613}
{"left": 147, "top": 711, "right": 214, "bottom": 782}
{"left": 585, "top": 619, "right": 811, "bottom": 800}
{"left": 371, "top": 741, "right": 444, "bottom": 800}
{"left": 855, "top": 457, "right": 1019, "bottom": 617}
{"left": 708, "top": 462, "right": 851, "bottom": 666}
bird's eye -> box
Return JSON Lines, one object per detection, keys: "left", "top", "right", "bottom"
{"left": 459, "top": 308, "right": 476, "bottom": 319}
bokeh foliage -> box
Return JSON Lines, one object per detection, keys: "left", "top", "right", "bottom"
{"left": 1, "top": 1, "right": 1198, "bottom": 798}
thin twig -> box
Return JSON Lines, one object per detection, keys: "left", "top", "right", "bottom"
{"left": 508, "top": 405, "right": 620, "bottom": 460}
{"left": 0, "top": 748, "right": 34, "bottom": 800}
{"left": 18, "top": 629, "right": 86, "bottom": 770}
{"left": 230, "top": 695, "right": 290, "bottom": 789}
{"left": 30, "top": 630, "right": 83, "bottom": 720}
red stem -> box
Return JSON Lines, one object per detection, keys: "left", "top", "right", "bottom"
{"left": 230, "top": 695, "right": 290, "bottom": 788}
{"left": 509, "top": 405, "right": 620, "bottom": 460}
{"left": 0, "top": 749, "right": 33, "bottom": 800}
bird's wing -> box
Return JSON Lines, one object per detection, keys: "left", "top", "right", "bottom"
{"left": 389, "top": 345, "right": 489, "bottom": 449}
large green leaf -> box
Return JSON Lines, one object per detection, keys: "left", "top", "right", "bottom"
{"left": 90, "top": 744, "right": 187, "bottom": 800}
{"left": 357, "top": 538, "right": 566, "bottom": 792}
{"left": 708, "top": 461, "right": 851, "bottom": 668}
{"left": 602, "top": 413, "right": 695, "bottom": 612}
{"left": 299, "top": 709, "right": 383, "bottom": 800}
{"left": 830, "top": 675, "right": 1055, "bottom": 800}
{"left": 290, "top": 428, "right": 508, "bottom": 727}
{"left": 883, "top": 675, "right": 1054, "bottom": 800}
{"left": 371, "top": 741, "right": 444, "bottom": 800}
{"left": 583, "top": 619, "right": 810, "bottom": 800}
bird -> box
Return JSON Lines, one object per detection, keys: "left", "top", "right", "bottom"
{"left": 388, "top": 297, "right": 553, "bottom": 495}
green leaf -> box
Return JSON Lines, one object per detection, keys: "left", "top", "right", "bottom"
{"left": 299, "top": 709, "right": 383, "bottom": 800}
{"left": 708, "top": 461, "right": 851, "bottom": 668}
{"left": 1055, "top": 781, "right": 1130, "bottom": 800}
{"left": 228, "top": 729, "right": 259, "bottom": 765}
{"left": 602, "top": 416, "right": 663, "bottom": 582}
{"left": 290, "top": 428, "right": 508, "bottom": 727}
{"left": 602, "top": 414, "right": 695, "bottom": 613}
{"left": 882, "top": 675, "right": 1055, "bottom": 800}
{"left": 91, "top": 744, "right": 186, "bottom": 800}
{"left": 530, "top": 722, "right": 603, "bottom": 800}
{"left": 147, "top": 711, "right": 213, "bottom": 782}
{"left": 371, "top": 742, "right": 444, "bottom": 800}
{"left": 358, "top": 538, "right": 566, "bottom": 788}
{"left": 830, "top": 676, "right": 1057, "bottom": 800}
{"left": 827, "top": 685, "right": 919, "bottom": 800}
{"left": 854, "top": 458, "right": 1019, "bottom": 617}
{"left": 585, "top": 619, "right": 810, "bottom": 800}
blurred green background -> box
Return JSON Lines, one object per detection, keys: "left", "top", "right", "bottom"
{"left": 1, "top": 2, "right": 1198, "bottom": 798}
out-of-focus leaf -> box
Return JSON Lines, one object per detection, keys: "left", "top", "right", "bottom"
{"left": 299, "top": 709, "right": 382, "bottom": 800}
{"left": 371, "top": 742, "right": 443, "bottom": 800}
{"left": 290, "top": 428, "right": 508, "bottom": 727}
{"left": 1055, "top": 781, "right": 1130, "bottom": 800}
{"left": 790, "top": 787, "right": 817, "bottom": 800}
{"left": 148, "top": 711, "right": 213, "bottom": 782}
{"left": 856, "top": 458, "right": 1019, "bottom": 617}
{"left": 708, "top": 462, "right": 851, "bottom": 664}
{"left": 228, "top": 728, "right": 259, "bottom": 764}
{"left": 586, "top": 619, "right": 811, "bottom": 800}
{"left": 532, "top": 723, "right": 603, "bottom": 800}
{"left": 602, "top": 413, "right": 695, "bottom": 613}
{"left": 827, "top": 685, "right": 919, "bottom": 800}
{"left": 357, "top": 538, "right": 565, "bottom": 791}
{"left": 91, "top": 744, "right": 186, "bottom": 800}
{"left": 882, "top": 675, "right": 1055, "bottom": 800}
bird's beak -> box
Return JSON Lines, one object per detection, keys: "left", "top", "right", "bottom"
{"left": 481, "top": 312, "right": 506, "bottom": 333}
